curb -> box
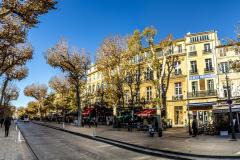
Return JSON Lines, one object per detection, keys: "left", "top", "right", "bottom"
{"left": 16, "top": 122, "right": 39, "bottom": 160}
{"left": 32, "top": 121, "right": 240, "bottom": 160}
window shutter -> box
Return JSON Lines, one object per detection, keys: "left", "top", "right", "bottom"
{"left": 200, "top": 79, "right": 205, "bottom": 90}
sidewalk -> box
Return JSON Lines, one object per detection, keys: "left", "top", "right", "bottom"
{"left": 0, "top": 122, "right": 33, "bottom": 160}
{"left": 37, "top": 121, "right": 240, "bottom": 157}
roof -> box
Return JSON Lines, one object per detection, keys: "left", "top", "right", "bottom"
{"left": 216, "top": 42, "right": 240, "bottom": 48}
{"left": 185, "top": 30, "right": 216, "bottom": 37}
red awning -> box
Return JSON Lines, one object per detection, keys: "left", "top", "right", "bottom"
{"left": 135, "top": 109, "right": 156, "bottom": 117}
{"left": 82, "top": 108, "right": 94, "bottom": 117}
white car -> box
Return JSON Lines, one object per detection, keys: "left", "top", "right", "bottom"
{"left": 23, "top": 115, "right": 29, "bottom": 122}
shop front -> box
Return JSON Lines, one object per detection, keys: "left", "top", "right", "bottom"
{"left": 213, "top": 104, "right": 240, "bottom": 133}
{"left": 188, "top": 102, "right": 216, "bottom": 125}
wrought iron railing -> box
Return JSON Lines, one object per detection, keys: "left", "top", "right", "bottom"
{"left": 189, "top": 51, "right": 197, "bottom": 57}
{"left": 204, "top": 67, "right": 214, "bottom": 73}
{"left": 187, "top": 90, "right": 217, "bottom": 98}
{"left": 189, "top": 69, "right": 198, "bottom": 75}
{"left": 172, "top": 95, "right": 183, "bottom": 100}
{"left": 202, "top": 49, "right": 212, "bottom": 54}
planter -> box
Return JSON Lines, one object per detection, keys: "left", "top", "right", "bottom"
{"left": 220, "top": 130, "right": 228, "bottom": 136}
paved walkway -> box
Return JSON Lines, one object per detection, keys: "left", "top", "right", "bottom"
{"left": 0, "top": 122, "right": 33, "bottom": 160}
{"left": 18, "top": 122, "right": 170, "bottom": 160}
{"left": 37, "top": 121, "right": 240, "bottom": 157}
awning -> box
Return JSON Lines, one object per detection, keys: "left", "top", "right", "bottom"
{"left": 188, "top": 102, "right": 216, "bottom": 110}
{"left": 82, "top": 108, "right": 94, "bottom": 117}
{"left": 213, "top": 105, "right": 240, "bottom": 113}
{"left": 135, "top": 109, "right": 156, "bottom": 117}
{"left": 65, "top": 111, "right": 78, "bottom": 116}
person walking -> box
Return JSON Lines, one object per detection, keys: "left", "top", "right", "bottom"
{"left": 88, "top": 117, "right": 92, "bottom": 128}
{"left": 4, "top": 116, "right": 11, "bottom": 137}
{"left": 192, "top": 115, "right": 198, "bottom": 137}
{"left": 0, "top": 118, "right": 4, "bottom": 128}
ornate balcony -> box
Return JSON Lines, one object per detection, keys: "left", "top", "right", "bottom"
{"left": 187, "top": 90, "right": 217, "bottom": 98}
{"left": 172, "top": 95, "right": 183, "bottom": 100}
{"left": 189, "top": 69, "right": 198, "bottom": 75}
{"left": 202, "top": 49, "right": 212, "bottom": 54}
{"left": 204, "top": 67, "right": 214, "bottom": 73}
{"left": 189, "top": 51, "right": 197, "bottom": 57}
{"left": 175, "top": 49, "right": 187, "bottom": 54}
{"left": 172, "top": 70, "right": 182, "bottom": 76}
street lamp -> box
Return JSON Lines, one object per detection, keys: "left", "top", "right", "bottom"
{"left": 187, "top": 98, "right": 192, "bottom": 135}
{"left": 219, "top": 63, "right": 236, "bottom": 140}
{"left": 185, "top": 91, "right": 192, "bottom": 135}
{"left": 225, "top": 74, "right": 236, "bottom": 140}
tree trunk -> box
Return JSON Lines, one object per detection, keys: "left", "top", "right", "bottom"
{"left": 162, "top": 90, "right": 167, "bottom": 118}
{"left": 75, "top": 83, "right": 82, "bottom": 126}
{"left": 0, "top": 78, "right": 9, "bottom": 106}
{"left": 39, "top": 101, "right": 43, "bottom": 121}
{"left": 150, "top": 43, "right": 164, "bottom": 137}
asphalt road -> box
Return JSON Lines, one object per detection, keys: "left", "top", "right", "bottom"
{"left": 18, "top": 122, "right": 170, "bottom": 160}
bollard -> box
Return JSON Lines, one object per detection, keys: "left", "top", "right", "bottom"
{"left": 62, "top": 122, "right": 65, "bottom": 129}
{"left": 17, "top": 129, "right": 23, "bottom": 142}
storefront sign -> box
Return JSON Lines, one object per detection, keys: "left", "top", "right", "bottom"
{"left": 189, "top": 74, "right": 216, "bottom": 80}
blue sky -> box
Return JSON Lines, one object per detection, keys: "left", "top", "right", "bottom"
{"left": 12, "top": 0, "right": 240, "bottom": 107}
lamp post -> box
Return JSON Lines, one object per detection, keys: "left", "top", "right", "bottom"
{"left": 185, "top": 91, "right": 192, "bottom": 135}
{"left": 225, "top": 74, "right": 236, "bottom": 140}
{"left": 187, "top": 99, "right": 192, "bottom": 135}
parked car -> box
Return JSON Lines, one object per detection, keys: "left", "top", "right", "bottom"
{"left": 23, "top": 115, "right": 29, "bottom": 122}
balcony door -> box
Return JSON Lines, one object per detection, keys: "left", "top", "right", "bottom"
{"left": 191, "top": 81, "right": 198, "bottom": 95}
{"left": 204, "top": 43, "right": 211, "bottom": 51}
{"left": 207, "top": 79, "right": 214, "bottom": 92}
{"left": 190, "top": 61, "right": 197, "bottom": 73}
{"left": 175, "top": 82, "right": 182, "bottom": 98}
{"left": 174, "top": 61, "right": 181, "bottom": 75}
{"left": 205, "top": 58, "right": 213, "bottom": 71}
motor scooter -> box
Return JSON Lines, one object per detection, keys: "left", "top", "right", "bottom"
{"left": 148, "top": 125, "right": 155, "bottom": 137}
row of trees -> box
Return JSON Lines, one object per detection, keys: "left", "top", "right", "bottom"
{"left": 18, "top": 15, "right": 239, "bottom": 136}
{"left": 21, "top": 27, "right": 178, "bottom": 130}
{"left": 21, "top": 77, "right": 75, "bottom": 120}
{"left": 95, "top": 27, "right": 179, "bottom": 135}
{"left": 0, "top": 0, "right": 57, "bottom": 117}
{"left": 21, "top": 40, "right": 90, "bottom": 126}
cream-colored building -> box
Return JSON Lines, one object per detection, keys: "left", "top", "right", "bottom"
{"left": 185, "top": 31, "right": 221, "bottom": 125}
{"left": 164, "top": 38, "right": 188, "bottom": 127}
{"left": 84, "top": 30, "right": 240, "bottom": 127}
{"left": 216, "top": 44, "right": 240, "bottom": 100}
{"left": 212, "top": 44, "right": 240, "bottom": 125}
{"left": 84, "top": 64, "right": 103, "bottom": 107}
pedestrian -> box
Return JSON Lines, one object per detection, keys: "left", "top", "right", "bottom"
{"left": 82, "top": 118, "right": 85, "bottom": 127}
{"left": 192, "top": 115, "right": 198, "bottom": 137}
{"left": 0, "top": 118, "right": 4, "bottom": 128}
{"left": 4, "top": 116, "right": 11, "bottom": 137}
{"left": 88, "top": 117, "right": 91, "bottom": 128}
{"left": 92, "top": 117, "right": 96, "bottom": 127}
{"left": 106, "top": 116, "right": 109, "bottom": 126}
{"left": 95, "top": 117, "right": 98, "bottom": 128}
{"left": 233, "top": 116, "right": 238, "bottom": 132}
{"left": 128, "top": 119, "right": 133, "bottom": 131}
